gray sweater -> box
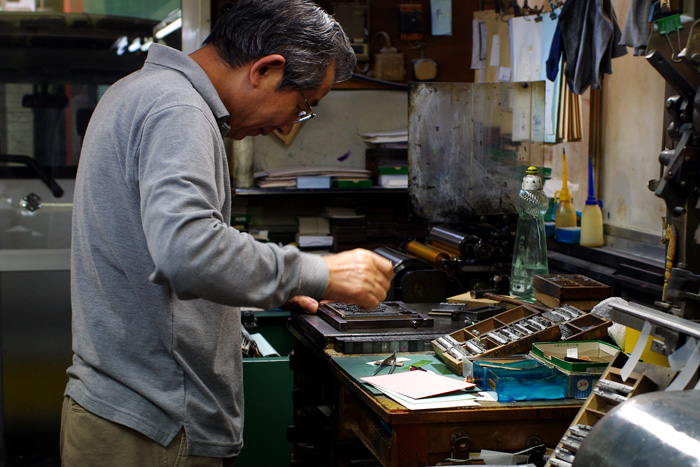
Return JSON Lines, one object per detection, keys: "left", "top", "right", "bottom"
{"left": 66, "top": 44, "right": 328, "bottom": 458}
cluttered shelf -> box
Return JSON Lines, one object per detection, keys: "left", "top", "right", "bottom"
{"left": 233, "top": 187, "right": 408, "bottom": 196}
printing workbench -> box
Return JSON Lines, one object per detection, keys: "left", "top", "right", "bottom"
{"left": 286, "top": 309, "right": 583, "bottom": 467}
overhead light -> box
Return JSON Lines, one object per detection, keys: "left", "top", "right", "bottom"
{"left": 154, "top": 9, "right": 182, "bottom": 40}
{"left": 127, "top": 37, "right": 141, "bottom": 53}
{"left": 141, "top": 37, "right": 154, "bottom": 52}
{"left": 113, "top": 35, "right": 128, "bottom": 56}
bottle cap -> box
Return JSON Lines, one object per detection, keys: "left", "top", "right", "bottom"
{"left": 522, "top": 166, "right": 543, "bottom": 190}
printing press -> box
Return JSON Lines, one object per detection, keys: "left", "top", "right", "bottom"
{"left": 287, "top": 55, "right": 700, "bottom": 464}
{"left": 552, "top": 15, "right": 700, "bottom": 467}
{"left": 372, "top": 223, "right": 515, "bottom": 303}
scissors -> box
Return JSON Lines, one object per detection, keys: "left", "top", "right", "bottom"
{"left": 373, "top": 351, "right": 398, "bottom": 376}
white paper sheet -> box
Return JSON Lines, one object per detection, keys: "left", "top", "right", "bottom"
{"left": 377, "top": 387, "right": 479, "bottom": 410}
{"left": 471, "top": 20, "right": 487, "bottom": 69}
{"left": 361, "top": 369, "right": 474, "bottom": 399}
{"left": 430, "top": 0, "right": 452, "bottom": 36}
{"left": 509, "top": 15, "right": 543, "bottom": 82}
{"left": 666, "top": 338, "right": 700, "bottom": 391}
{"left": 620, "top": 321, "right": 652, "bottom": 382}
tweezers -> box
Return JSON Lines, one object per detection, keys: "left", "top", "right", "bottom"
{"left": 373, "top": 351, "right": 397, "bottom": 375}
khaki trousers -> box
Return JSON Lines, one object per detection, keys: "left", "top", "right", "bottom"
{"left": 60, "top": 397, "right": 236, "bottom": 467}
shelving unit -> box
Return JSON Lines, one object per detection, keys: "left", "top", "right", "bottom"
{"left": 233, "top": 187, "right": 407, "bottom": 196}
{"left": 545, "top": 352, "right": 657, "bottom": 467}
{"left": 232, "top": 187, "right": 421, "bottom": 252}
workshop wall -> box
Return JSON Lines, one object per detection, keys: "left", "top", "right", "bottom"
{"left": 251, "top": 0, "right": 667, "bottom": 241}
{"left": 317, "top": 0, "right": 476, "bottom": 83}
{"left": 253, "top": 89, "right": 408, "bottom": 172}
{"left": 506, "top": 0, "right": 667, "bottom": 240}
{"left": 599, "top": 0, "right": 666, "bottom": 237}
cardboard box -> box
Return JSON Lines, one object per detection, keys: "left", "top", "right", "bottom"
{"left": 530, "top": 340, "right": 619, "bottom": 372}
{"left": 530, "top": 341, "right": 620, "bottom": 399}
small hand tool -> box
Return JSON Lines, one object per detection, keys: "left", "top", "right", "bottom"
{"left": 373, "top": 351, "right": 398, "bottom": 375}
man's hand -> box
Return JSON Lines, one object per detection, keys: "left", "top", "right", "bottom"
{"left": 281, "top": 296, "right": 319, "bottom": 314}
{"left": 321, "top": 248, "right": 394, "bottom": 310}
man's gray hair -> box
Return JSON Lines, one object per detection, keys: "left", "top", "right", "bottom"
{"left": 203, "top": 0, "right": 357, "bottom": 90}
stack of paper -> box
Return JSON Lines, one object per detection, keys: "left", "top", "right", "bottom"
{"left": 296, "top": 216, "right": 333, "bottom": 249}
{"left": 361, "top": 370, "right": 479, "bottom": 410}
{"left": 255, "top": 166, "right": 371, "bottom": 188}
{"left": 360, "top": 129, "right": 408, "bottom": 144}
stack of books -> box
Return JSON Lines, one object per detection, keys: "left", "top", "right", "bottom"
{"left": 377, "top": 165, "right": 408, "bottom": 188}
{"left": 254, "top": 166, "right": 371, "bottom": 188}
{"left": 365, "top": 147, "right": 408, "bottom": 187}
{"left": 296, "top": 216, "right": 333, "bottom": 253}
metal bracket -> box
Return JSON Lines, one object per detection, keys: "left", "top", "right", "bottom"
{"left": 450, "top": 428, "right": 471, "bottom": 459}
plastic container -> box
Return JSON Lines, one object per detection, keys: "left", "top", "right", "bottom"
{"left": 580, "top": 156, "right": 605, "bottom": 247}
{"left": 474, "top": 358, "right": 567, "bottom": 401}
{"left": 554, "top": 149, "right": 577, "bottom": 235}
{"left": 509, "top": 166, "right": 549, "bottom": 303}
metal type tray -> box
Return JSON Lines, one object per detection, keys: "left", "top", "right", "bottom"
{"left": 317, "top": 301, "right": 434, "bottom": 331}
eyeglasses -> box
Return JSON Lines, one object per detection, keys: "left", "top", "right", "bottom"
{"left": 293, "top": 90, "right": 316, "bottom": 124}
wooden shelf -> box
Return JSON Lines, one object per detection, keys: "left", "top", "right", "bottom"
{"left": 332, "top": 78, "right": 408, "bottom": 90}
{"left": 233, "top": 187, "right": 408, "bottom": 196}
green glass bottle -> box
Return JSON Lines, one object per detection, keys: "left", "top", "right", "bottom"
{"left": 510, "top": 166, "right": 549, "bottom": 302}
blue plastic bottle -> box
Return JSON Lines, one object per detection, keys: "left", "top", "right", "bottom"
{"left": 510, "top": 166, "right": 549, "bottom": 302}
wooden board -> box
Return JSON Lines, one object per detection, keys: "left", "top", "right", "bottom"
{"left": 533, "top": 274, "right": 611, "bottom": 300}
{"left": 534, "top": 290, "right": 603, "bottom": 311}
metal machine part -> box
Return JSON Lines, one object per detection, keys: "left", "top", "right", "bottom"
{"left": 316, "top": 301, "right": 434, "bottom": 331}
{"left": 406, "top": 240, "right": 450, "bottom": 267}
{"left": 645, "top": 16, "right": 700, "bottom": 318}
{"left": 428, "top": 225, "right": 497, "bottom": 264}
{"left": 374, "top": 246, "right": 450, "bottom": 302}
{"left": 379, "top": 222, "right": 513, "bottom": 299}
{"left": 573, "top": 390, "right": 700, "bottom": 466}
{"left": 664, "top": 267, "right": 700, "bottom": 318}
{"left": 611, "top": 301, "right": 700, "bottom": 356}
{"left": 428, "top": 226, "right": 480, "bottom": 257}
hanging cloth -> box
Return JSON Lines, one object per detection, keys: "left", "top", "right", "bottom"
{"left": 619, "top": 0, "right": 655, "bottom": 56}
{"left": 546, "top": 23, "right": 564, "bottom": 82}
{"left": 557, "top": 0, "right": 628, "bottom": 94}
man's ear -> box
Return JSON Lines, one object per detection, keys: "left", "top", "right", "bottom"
{"left": 249, "top": 54, "right": 286, "bottom": 88}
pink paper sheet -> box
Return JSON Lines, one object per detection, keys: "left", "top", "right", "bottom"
{"left": 361, "top": 370, "right": 475, "bottom": 399}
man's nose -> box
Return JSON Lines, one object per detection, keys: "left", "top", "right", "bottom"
{"left": 276, "top": 122, "right": 295, "bottom": 136}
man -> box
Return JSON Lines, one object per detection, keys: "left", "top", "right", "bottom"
{"left": 60, "top": 0, "right": 393, "bottom": 464}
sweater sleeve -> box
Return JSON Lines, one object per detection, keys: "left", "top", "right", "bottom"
{"left": 136, "top": 103, "right": 328, "bottom": 308}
